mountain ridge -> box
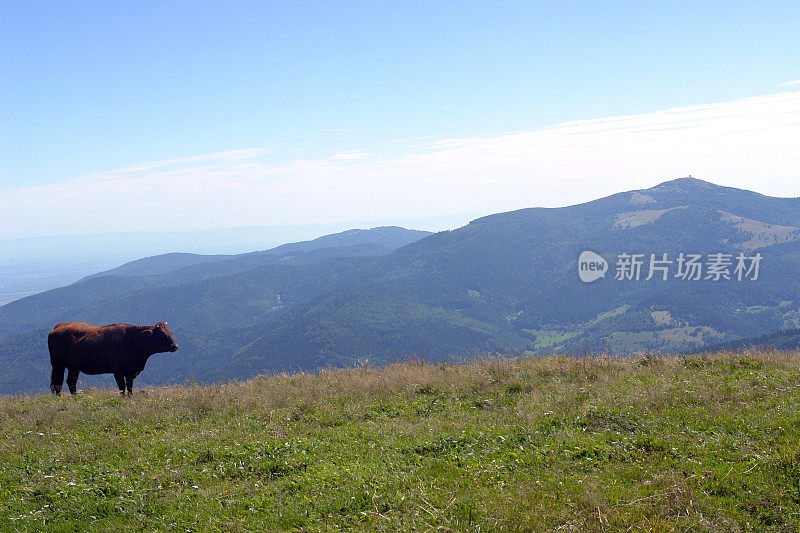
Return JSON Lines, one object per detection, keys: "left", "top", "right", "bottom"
{"left": 2, "top": 178, "right": 799, "bottom": 393}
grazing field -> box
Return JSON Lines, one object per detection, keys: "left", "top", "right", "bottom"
{"left": 2, "top": 351, "right": 800, "bottom": 531}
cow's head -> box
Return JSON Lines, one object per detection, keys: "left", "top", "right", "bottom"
{"left": 145, "top": 321, "right": 179, "bottom": 353}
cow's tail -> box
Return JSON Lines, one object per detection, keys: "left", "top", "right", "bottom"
{"left": 47, "top": 327, "right": 60, "bottom": 362}
{"left": 48, "top": 326, "right": 65, "bottom": 395}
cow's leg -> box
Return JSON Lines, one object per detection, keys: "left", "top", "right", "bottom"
{"left": 114, "top": 373, "right": 126, "bottom": 396}
{"left": 66, "top": 368, "right": 80, "bottom": 395}
{"left": 125, "top": 375, "right": 134, "bottom": 397}
{"left": 50, "top": 365, "right": 65, "bottom": 395}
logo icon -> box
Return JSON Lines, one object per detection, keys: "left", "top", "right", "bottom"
{"left": 578, "top": 251, "right": 608, "bottom": 283}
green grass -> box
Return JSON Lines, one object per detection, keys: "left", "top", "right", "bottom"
{"left": 2, "top": 351, "right": 800, "bottom": 531}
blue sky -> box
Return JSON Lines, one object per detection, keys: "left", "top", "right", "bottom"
{"left": 1, "top": 1, "right": 799, "bottom": 237}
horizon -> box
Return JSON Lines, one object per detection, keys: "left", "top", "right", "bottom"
{"left": 3, "top": 175, "right": 798, "bottom": 244}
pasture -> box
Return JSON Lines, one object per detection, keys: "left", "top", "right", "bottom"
{"left": 2, "top": 350, "right": 800, "bottom": 531}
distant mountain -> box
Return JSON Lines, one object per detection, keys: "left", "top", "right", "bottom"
{"left": 82, "top": 252, "right": 233, "bottom": 279}
{"left": 0, "top": 227, "right": 429, "bottom": 339}
{"left": 0, "top": 224, "right": 444, "bottom": 305}
{"left": 2, "top": 179, "right": 799, "bottom": 394}
{"left": 83, "top": 226, "right": 430, "bottom": 279}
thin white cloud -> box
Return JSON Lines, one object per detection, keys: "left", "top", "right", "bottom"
{"left": 2, "top": 91, "right": 800, "bottom": 238}
{"left": 109, "top": 147, "right": 271, "bottom": 174}
{"left": 329, "top": 150, "right": 370, "bottom": 161}
{"left": 778, "top": 79, "right": 800, "bottom": 87}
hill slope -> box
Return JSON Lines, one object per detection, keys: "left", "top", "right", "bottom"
{"left": 2, "top": 351, "right": 800, "bottom": 531}
{"left": 225, "top": 177, "right": 800, "bottom": 378}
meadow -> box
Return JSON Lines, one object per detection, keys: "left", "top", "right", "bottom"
{"left": 2, "top": 350, "right": 799, "bottom": 531}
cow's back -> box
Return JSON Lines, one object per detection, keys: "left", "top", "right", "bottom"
{"left": 49, "top": 322, "right": 138, "bottom": 373}
{"left": 49, "top": 322, "right": 98, "bottom": 345}
{"left": 48, "top": 322, "right": 109, "bottom": 361}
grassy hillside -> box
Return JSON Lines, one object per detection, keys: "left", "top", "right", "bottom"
{"left": 3, "top": 350, "right": 800, "bottom": 531}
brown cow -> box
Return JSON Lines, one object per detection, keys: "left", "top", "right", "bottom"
{"left": 48, "top": 322, "right": 178, "bottom": 396}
